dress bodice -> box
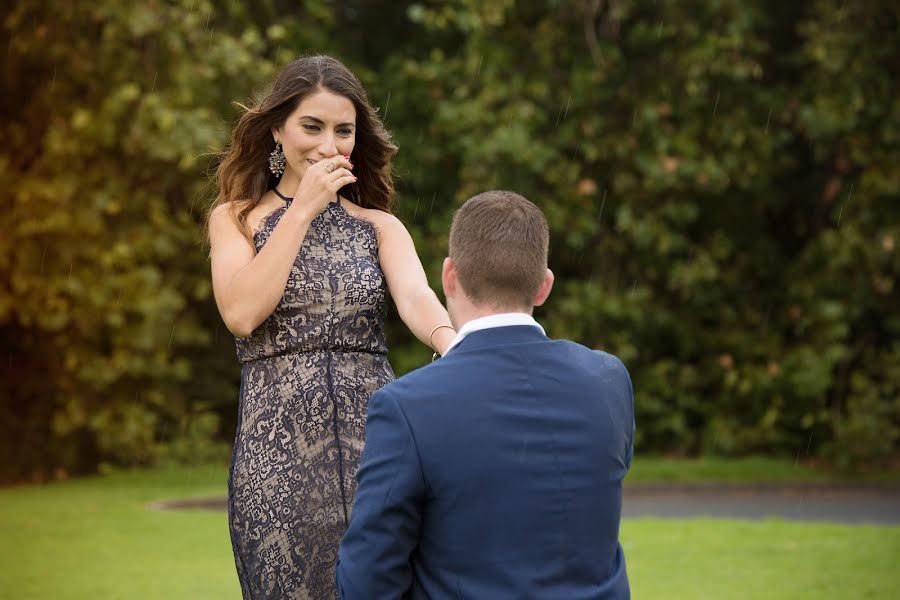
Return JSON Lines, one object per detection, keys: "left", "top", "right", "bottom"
{"left": 234, "top": 199, "right": 388, "bottom": 363}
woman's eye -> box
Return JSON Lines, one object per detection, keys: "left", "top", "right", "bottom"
{"left": 303, "top": 124, "right": 320, "bottom": 132}
{"left": 338, "top": 129, "right": 354, "bottom": 136}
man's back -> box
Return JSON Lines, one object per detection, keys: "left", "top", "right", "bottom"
{"left": 338, "top": 325, "right": 634, "bottom": 599}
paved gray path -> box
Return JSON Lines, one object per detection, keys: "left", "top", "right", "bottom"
{"left": 622, "top": 483, "right": 900, "bottom": 524}
{"left": 153, "top": 484, "right": 900, "bottom": 525}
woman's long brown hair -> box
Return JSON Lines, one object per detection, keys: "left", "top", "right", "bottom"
{"left": 211, "top": 55, "right": 398, "bottom": 240}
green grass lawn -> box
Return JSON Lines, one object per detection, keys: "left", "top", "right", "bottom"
{"left": 623, "top": 517, "right": 899, "bottom": 599}
{"left": 625, "top": 455, "right": 900, "bottom": 484}
{"left": 0, "top": 464, "right": 236, "bottom": 599}
{"left": 0, "top": 460, "right": 897, "bottom": 599}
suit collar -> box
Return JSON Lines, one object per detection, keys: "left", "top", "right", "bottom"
{"left": 445, "top": 313, "right": 544, "bottom": 354}
{"left": 447, "top": 325, "right": 549, "bottom": 354}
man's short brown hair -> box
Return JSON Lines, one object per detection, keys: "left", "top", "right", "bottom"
{"left": 449, "top": 190, "right": 549, "bottom": 310}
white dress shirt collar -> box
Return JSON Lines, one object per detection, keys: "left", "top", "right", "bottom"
{"left": 444, "top": 312, "right": 545, "bottom": 355}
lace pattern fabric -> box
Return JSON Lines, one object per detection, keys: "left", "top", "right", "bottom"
{"left": 228, "top": 200, "right": 394, "bottom": 599}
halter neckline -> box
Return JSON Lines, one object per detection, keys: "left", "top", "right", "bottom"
{"left": 272, "top": 188, "right": 342, "bottom": 208}
{"left": 273, "top": 188, "right": 293, "bottom": 203}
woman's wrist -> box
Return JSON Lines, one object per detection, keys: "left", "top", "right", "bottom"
{"left": 429, "top": 324, "right": 456, "bottom": 357}
{"left": 282, "top": 200, "right": 318, "bottom": 227}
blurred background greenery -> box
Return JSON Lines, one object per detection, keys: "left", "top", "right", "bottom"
{"left": 1, "top": 0, "right": 898, "bottom": 484}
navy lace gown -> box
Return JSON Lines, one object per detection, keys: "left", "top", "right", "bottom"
{"left": 228, "top": 198, "right": 395, "bottom": 599}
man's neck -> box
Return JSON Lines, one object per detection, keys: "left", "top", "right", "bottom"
{"left": 443, "top": 311, "right": 544, "bottom": 355}
{"left": 451, "top": 306, "right": 533, "bottom": 332}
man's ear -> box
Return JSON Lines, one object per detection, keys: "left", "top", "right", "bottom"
{"left": 441, "top": 257, "right": 457, "bottom": 299}
{"left": 532, "top": 268, "right": 554, "bottom": 307}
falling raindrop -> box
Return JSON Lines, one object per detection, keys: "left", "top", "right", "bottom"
{"left": 598, "top": 189, "right": 607, "bottom": 224}
{"left": 383, "top": 91, "right": 391, "bottom": 122}
{"left": 571, "top": 142, "right": 583, "bottom": 162}
{"left": 429, "top": 192, "right": 436, "bottom": 215}
{"left": 168, "top": 324, "right": 176, "bottom": 349}
{"left": 837, "top": 204, "right": 844, "bottom": 224}
{"left": 556, "top": 97, "right": 571, "bottom": 127}
{"left": 764, "top": 108, "right": 772, "bottom": 134}
{"left": 40, "top": 247, "right": 46, "bottom": 274}
{"left": 630, "top": 280, "right": 637, "bottom": 295}
{"left": 476, "top": 55, "right": 483, "bottom": 76}
{"left": 413, "top": 197, "right": 420, "bottom": 220}
{"left": 151, "top": 71, "right": 158, "bottom": 92}
{"left": 712, "top": 90, "right": 720, "bottom": 116}
{"left": 657, "top": 22, "right": 663, "bottom": 38}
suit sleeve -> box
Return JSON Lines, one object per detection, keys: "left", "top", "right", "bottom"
{"left": 601, "top": 351, "right": 636, "bottom": 471}
{"left": 336, "top": 386, "right": 426, "bottom": 599}
{"left": 623, "top": 365, "right": 635, "bottom": 469}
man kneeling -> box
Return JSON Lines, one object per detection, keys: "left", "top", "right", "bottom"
{"left": 337, "top": 190, "right": 635, "bottom": 599}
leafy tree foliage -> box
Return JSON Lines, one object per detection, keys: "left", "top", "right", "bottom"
{"left": 386, "top": 0, "right": 899, "bottom": 468}
{"left": 1, "top": 0, "right": 897, "bottom": 481}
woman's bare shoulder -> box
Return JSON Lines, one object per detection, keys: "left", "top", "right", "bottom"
{"left": 211, "top": 196, "right": 284, "bottom": 234}
{"left": 208, "top": 202, "right": 241, "bottom": 236}
{"left": 341, "top": 198, "right": 404, "bottom": 233}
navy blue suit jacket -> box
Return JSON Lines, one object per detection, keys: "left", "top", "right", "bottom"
{"left": 337, "top": 325, "right": 634, "bottom": 599}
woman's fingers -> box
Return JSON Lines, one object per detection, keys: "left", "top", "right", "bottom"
{"left": 334, "top": 155, "right": 353, "bottom": 171}
{"left": 292, "top": 156, "right": 354, "bottom": 203}
{"left": 328, "top": 168, "right": 357, "bottom": 190}
{"left": 329, "top": 167, "right": 354, "bottom": 180}
{"left": 318, "top": 156, "right": 352, "bottom": 174}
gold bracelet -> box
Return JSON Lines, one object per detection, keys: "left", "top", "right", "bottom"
{"left": 429, "top": 324, "right": 456, "bottom": 361}
{"left": 429, "top": 324, "right": 455, "bottom": 348}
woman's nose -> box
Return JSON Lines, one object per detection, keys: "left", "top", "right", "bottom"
{"left": 319, "top": 133, "right": 338, "bottom": 156}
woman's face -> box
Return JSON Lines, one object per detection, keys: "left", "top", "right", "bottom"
{"left": 274, "top": 88, "right": 357, "bottom": 185}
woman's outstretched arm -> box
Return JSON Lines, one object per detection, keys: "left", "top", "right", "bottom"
{"left": 376, "top": 213, "right": 456, "bottom": 355}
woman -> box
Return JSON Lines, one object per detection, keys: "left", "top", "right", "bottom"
{"left": 208, "top": 55, "right": 456, "bottom": 599}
